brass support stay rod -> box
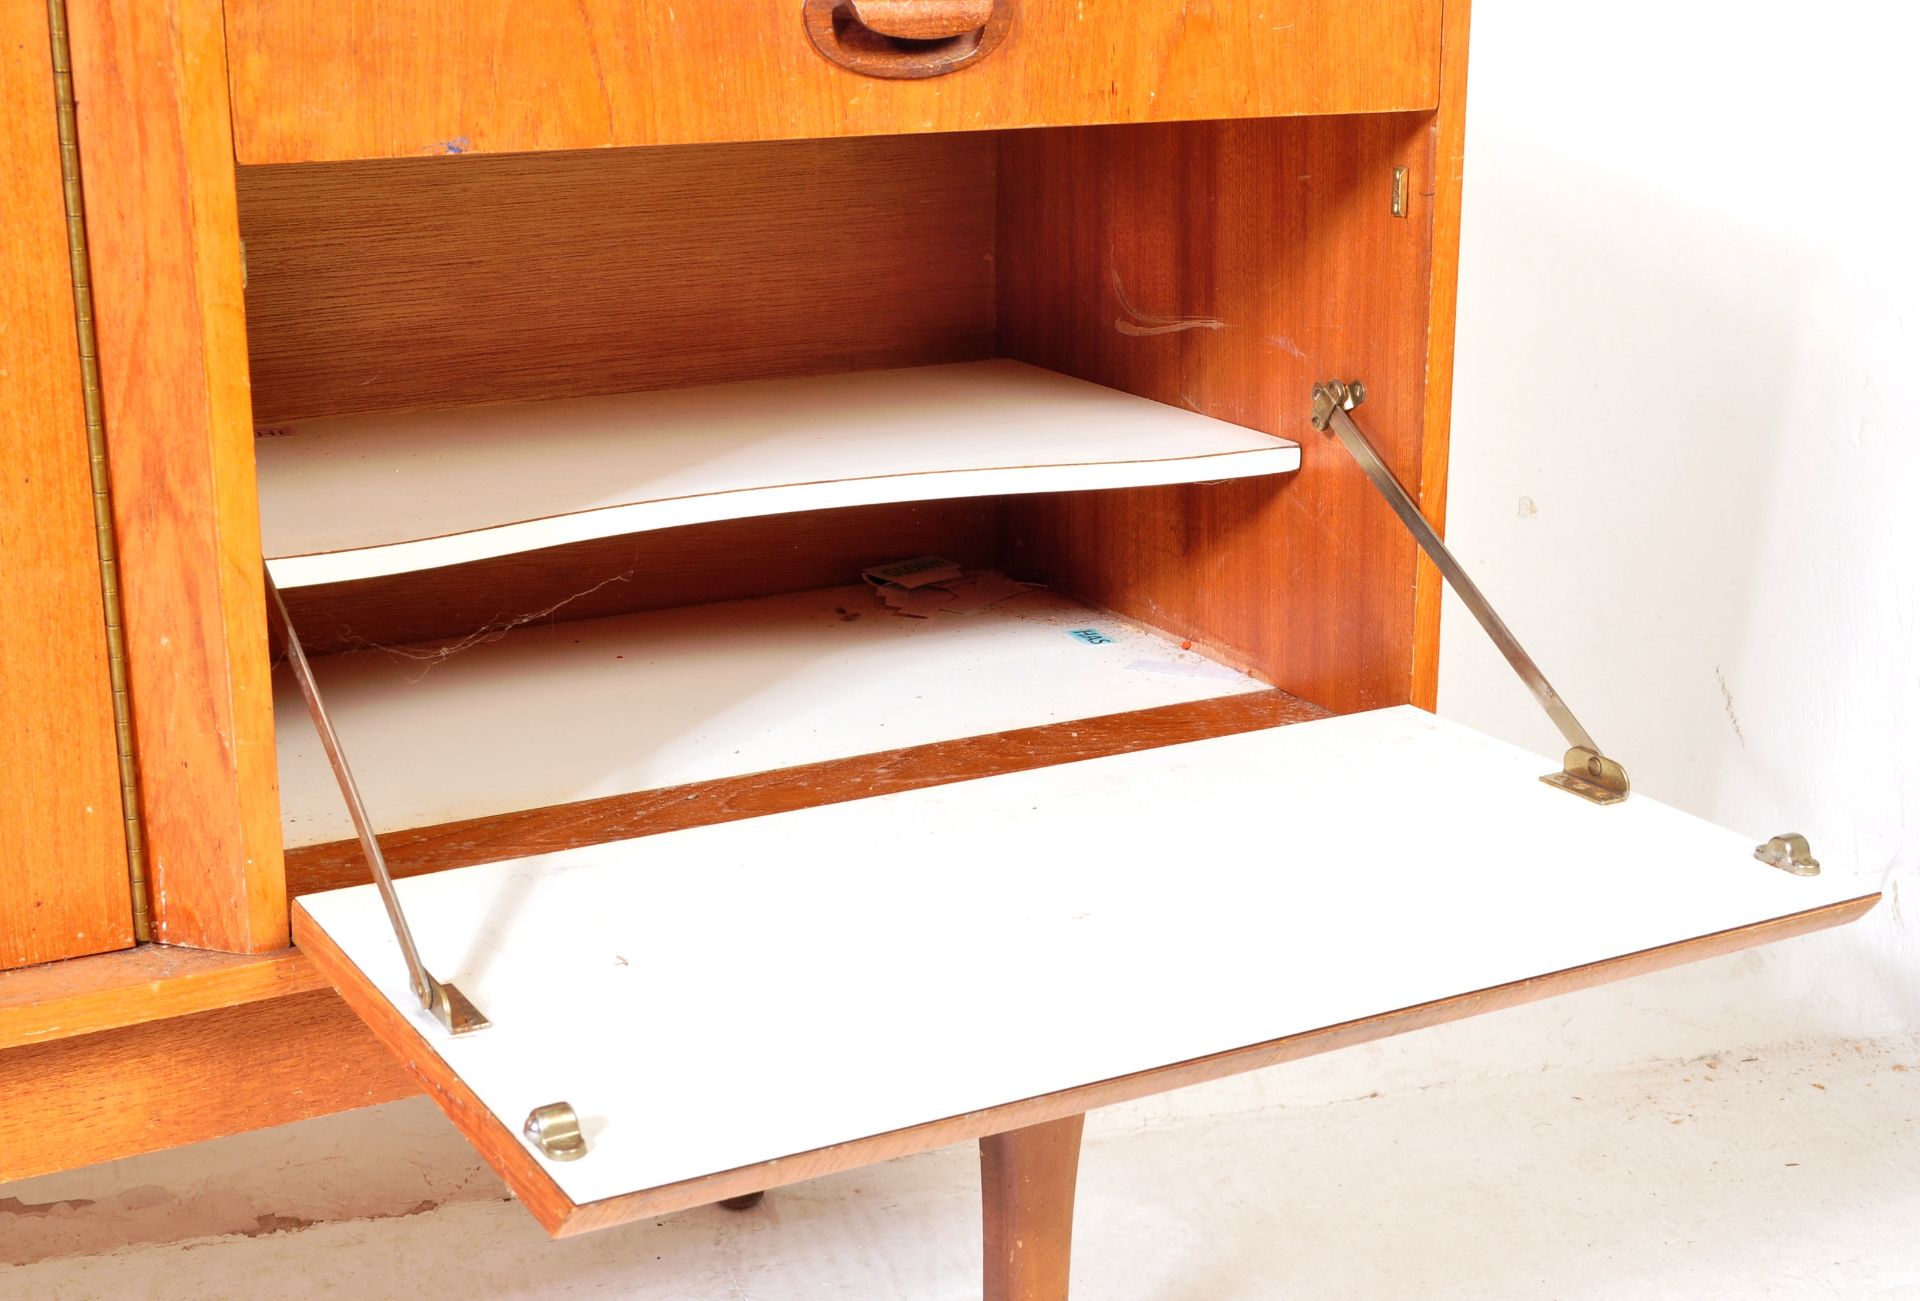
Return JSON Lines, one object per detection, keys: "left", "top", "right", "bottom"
{"left": 266, "top": 571, "right": 489, "bottom": 1034}
{"left": 1310, "top": 380, "right": 1629, "bottom": 805}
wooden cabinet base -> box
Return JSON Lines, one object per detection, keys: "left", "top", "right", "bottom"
{"left": 982, "top": 1115, "right": 1086, "bottom": 1301}
{"left": 0, "top": 990, "right": 417, "bottom": 1183}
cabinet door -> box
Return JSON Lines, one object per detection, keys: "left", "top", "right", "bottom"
{"left": 295, "top": 708, "right": 1873, "bottom": 1237}
{"left": 0, "top": 1, "right": 135, "bottom": 969}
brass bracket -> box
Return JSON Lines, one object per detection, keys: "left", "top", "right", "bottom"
{"left": 1542, "top": 747, "right": 1631, "bottom": 806}
{"left": 1311, "top": 379, "right": 1631, "bottom": 805}
{"left": 1755, "top": 834, "right": 1821, "bottom": 876}
{"left": 1310, "top": 378, "right": 1366, "bottom": 432}
{"left": 525, "top": 1102, "right": 588, "bottom": 1160}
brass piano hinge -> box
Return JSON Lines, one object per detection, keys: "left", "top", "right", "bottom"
{"left": 46, "top": 0, "right": 151, "bottom": 942}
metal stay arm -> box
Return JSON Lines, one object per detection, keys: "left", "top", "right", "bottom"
{"left": 267, "top": 572, "right": 490, "bottom": 1034}
{"left": 1310, "top": 380, "right": 1630, "bottom": 805}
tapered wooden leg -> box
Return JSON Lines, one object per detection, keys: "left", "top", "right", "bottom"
{"left": 979, "top": 1113, "right": 1085, "bottom": 1301}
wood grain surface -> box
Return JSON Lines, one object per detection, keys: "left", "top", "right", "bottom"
{"left": 997, "top": 114, "right": 1437, "bottom": 715}
{"left": 0, "top": 989, "right": 417, "bottom": 1183}
{"left": 238, "top": 135, "right": 997, "bottom": 424}
{"left": 295, "top": 887, "right": 1877, "bottom": 1236}
{"left": 0, "top": 0, "right": 134, "bottom": 969}
{"left": 981, "top": 1114, "right": 1085, "bottom": 1301}
{"left": 1410, "top": 0, "right": 1474, "bottom": 710}
{"left": 65, "top": 0, "right": 286, "bottom": 952}
{"left": 222, "top": 0, "right": 1442, "bottom": 163}
{"left": 279, "top": 499, "right": 997, "bottom": 658}
{"left": 0, "top": 945, "right": 326, "bottom": 1052}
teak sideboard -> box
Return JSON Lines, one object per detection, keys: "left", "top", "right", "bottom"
{"left": 0, "top": 2, "right": 1874, "bottom": 1295}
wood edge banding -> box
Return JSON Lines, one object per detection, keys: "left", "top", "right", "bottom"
{"left": 284, "top": 690, "right": 1327, "bottom": 894}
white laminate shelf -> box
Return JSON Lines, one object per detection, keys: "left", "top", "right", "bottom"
{"left": 257, "top": 360, "right": 1302, "bottom": 588}
{"left": 275, "top": 585, "right": 1265, "bottom": 848}
{"left": 296, "top": 705, "right": 1873, "bottom": 1222}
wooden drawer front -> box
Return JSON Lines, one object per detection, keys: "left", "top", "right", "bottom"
{"left": 223, "top": 0, "right": 1443, "bottom": 163}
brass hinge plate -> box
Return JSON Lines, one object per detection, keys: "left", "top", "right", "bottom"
{"left": 1540, "top": 747, "right": 1631, "bottom": 806}
{"left": 1755, "top": 834, "right": 1821, "bottom": 876}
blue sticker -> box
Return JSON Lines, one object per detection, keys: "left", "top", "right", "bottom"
{"left": 1066, "top": 628, "right": 1115, "bottom": 646}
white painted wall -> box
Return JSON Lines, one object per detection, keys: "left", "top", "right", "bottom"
{"left": 1432, "top": 0, "right": 1920, "bottom": 1064}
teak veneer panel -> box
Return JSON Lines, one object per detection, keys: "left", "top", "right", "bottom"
{"left": 280, "top": 499, "right": 998, "bottom": 658}
{"left": 0, "top": 945, "right": 326, "bottom": 1052}
{"left": 237, "top": 135, "right": 998, "bottom": 424}
{"left": 998, "top": 114, "right": 1437, "bottom": 714}
{"left": 1411, "top": 0, "right": 1474, "bottom": 710}
{"left": 65, "top": 0, "right": 286, "bottom": 952}
{"left": 0, "top": 0, "right": 134, "bottom": 968}
{"left": 222, "top": 0, "right": 1443, "bottom": 164}
{"left": 0, "top": 990, "right": 416, "bottom": 1184}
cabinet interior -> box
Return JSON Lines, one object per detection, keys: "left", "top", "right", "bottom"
{"left": 238, "top": 113, "right": 1440, "bottom": 884}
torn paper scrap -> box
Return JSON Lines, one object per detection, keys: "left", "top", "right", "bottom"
{"left": 882, "top": 586, "right": 960, "bottom": 619}
{"left": 862, "top": 556, "right": 965, "bottom": 590}
{"left": 863, "top": 557, "right": 1037, "bottom": 619}
{"left": 936, "top": 570, "right": 1034, "bottom": 616}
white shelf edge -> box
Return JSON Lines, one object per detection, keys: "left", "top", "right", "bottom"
{"left": 258, "top": 361, "right": 1301, "bottom": 589}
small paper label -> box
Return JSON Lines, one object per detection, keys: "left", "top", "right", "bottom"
{"left": 862, "top": 556, "right": 965, "bottom": 590}
{"left": 1066, "top": 628, "right": 1115, "bottom": 646}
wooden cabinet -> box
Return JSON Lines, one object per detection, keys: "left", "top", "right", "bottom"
{"left": 0, "top": 0, "right": 134, "bottom": 970}
{"left": 0, "top": 0, "right": 1880, "bottom": 1294}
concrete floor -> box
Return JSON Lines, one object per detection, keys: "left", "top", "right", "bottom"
{"left": 4, "top": 1031, "right": 1917, "bottom": 1299}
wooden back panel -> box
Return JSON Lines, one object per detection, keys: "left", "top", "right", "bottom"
{"left": 280, "top": 500, "right": 997, "bottom": 658}
{"left": 997, "top": 114, "right": 1445, "bottom": 714}
{"left": 237, "top": 134, "right": 998, "bottom": 424}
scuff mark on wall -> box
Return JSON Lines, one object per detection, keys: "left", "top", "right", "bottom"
{"left": 1716, "top": 666, "right": 1746, "bottom": 747}
{"left": 0, "top": 1196, "right": 97, "bottom": 1217}
{"left": 1110, "top": 267, "right": 1225, "bottom": 337}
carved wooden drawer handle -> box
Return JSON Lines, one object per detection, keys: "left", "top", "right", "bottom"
{"left": 803, "top": 0, "right": 1014, "bottom": 79}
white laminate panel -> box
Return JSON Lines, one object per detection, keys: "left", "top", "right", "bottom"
{"left": 276, "top": 586, "right": 1263, "bottom": 847}
{"left": 298, "top": 706, "right": 1867, "bottom": 1210}
{"left": 258, "top": 361, "right": 1300, "bottom": 587}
